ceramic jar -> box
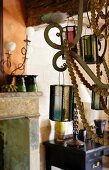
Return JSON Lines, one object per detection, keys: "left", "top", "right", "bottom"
{"left": 24, "top": 75, "right": 38, "bottom": 92}
{"left": 15, "top": 75, "right": 26, "bottom": 92}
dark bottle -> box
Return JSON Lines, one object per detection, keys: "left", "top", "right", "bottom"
{"left": 94, "top": 119, "right": 106, "bottom": 137}
{"left": 6, "top": 74, "right": 14, "bottom": 85}
{"left": 78, "top": 129, "right": 87, "bottom": 142}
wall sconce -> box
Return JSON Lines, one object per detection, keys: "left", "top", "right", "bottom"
{"left": 0, "top": 27, "right": 35, "bottom": 92}
{"left": 1, "top": 27, "right": 34, "bottom": 76}
{"left": 11, "top": 26, "right": 35, "bottom": 75}
{"left": 49, "top": 85, "right": 74, "bottom": 122}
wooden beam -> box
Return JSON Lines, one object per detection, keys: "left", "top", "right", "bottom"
{"left": 25, "top": 0, "right": 89, "bottom": 26}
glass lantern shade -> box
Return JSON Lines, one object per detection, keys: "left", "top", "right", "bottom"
{"left": 49, "top": 85, "right": 74, "bottom": 121}
{"left": 91, "top": 85, "right": 107, "bottom": 110}
{"left": 107, "top": 95, "right": 109, "bottom": 109}
{"left": 80, "top": 35, "right": 97, "bottom": 64}
{"left": 62, "top": 26, "right": 77, "bottom": 53}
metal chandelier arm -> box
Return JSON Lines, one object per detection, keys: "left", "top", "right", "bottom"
{"left": 44, "top": 23, "right": 63, "bottom": 50}
{"left": 70, "top": 51, "right": 109, "bottom": 89}
{"left": 102, "top": 59, "right": 109, "bottom": 80}
{"left": 52, "top": 51, "right": 67, "bottom": 72}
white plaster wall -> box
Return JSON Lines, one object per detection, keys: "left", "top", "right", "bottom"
{"left": 26, "top": 23, "right": 108, "bottom": 170}
{"left": 27, "top": 25, "right": 73, "bottom": 132}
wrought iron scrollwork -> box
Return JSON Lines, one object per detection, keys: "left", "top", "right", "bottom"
{"left": 44, "top": 23, "right": 67, "bottom": 72}
{"left": 97, "top": 38, "right": 107, "bottom": 64}
{"left": 11, "top": 39, "right": 30, "bottom": 75}
{"left": 52, "top": 51, "right": 67, "bottom": 72}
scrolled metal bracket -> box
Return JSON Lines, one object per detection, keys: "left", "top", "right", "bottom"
{"left": 52, "top": 51, "right": 67, "bottom": 72}
{"left": 44, "top": 23, "right": 67, "bottom": 72}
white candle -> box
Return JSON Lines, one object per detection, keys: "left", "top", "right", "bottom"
{"left": 26, "top": 26, "right": 35, "bottom": 37}
{"left": 5, "top": 42, "right": 16, "bottom": 52}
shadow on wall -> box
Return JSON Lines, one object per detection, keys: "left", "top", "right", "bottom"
{"left": 40, "top": 119, "right": 51, "bottom": 142}
{"left": 40, "top": 119, "right": 51, "bottom": 170}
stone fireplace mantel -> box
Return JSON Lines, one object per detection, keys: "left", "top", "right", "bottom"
{"left": 0, "top": 91, "right": 42, "bottom": 119}
{"left": 0, "top": 92, "right": 42, "bottom": 170}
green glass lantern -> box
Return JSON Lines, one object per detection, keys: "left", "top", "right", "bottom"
{"left": 80, "top": 35, "right": 97, "bottom": 64}
{"left": 49, "top": 85, "right": 74, "bottom": 121}
{"left": 91, "top": 85, "right": 107, "bottom": 110}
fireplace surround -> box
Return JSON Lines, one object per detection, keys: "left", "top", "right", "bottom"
{"left": 0, "top": 92, "right": 42, "bottom": 170}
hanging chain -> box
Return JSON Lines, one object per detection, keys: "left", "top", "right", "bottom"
{"left": 66, "top": 53, "right": 109, "bottom": 145}
{"left": 90, "top": 0, "right": 109, "bottom": 39}
{"left": 62, "top": 38, "right": 109, "bottom": 145}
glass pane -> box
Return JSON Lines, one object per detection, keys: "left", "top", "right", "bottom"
{"left": 54, "top": 86, "right": 62, "bottom": 120}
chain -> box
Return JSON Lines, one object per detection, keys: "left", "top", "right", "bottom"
{"left": 66, "top": 54, "right": 109, "bottom": 145}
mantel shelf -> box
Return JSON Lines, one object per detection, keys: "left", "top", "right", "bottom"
{"left": 0, "top": 91, "right": 43, "bottom": 98}
{"left": 0, "top": 91, "right": 42, "bottom": 120}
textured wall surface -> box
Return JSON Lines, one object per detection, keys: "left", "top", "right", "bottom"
{"left": 3, "top": 0, "right": 26, "bottom": 74}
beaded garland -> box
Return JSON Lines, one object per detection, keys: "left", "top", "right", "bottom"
{"left": 90, "top": 0, "right": 109, "bottom": 39}
{"left": 63, "top": 38, "right": 109, "bottom": 145}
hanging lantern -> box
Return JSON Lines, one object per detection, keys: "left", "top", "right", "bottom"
{"left": 91, "top": 85, "right": 107, "bottom": 110}
{"left": 62, "top": 26, "right": 77, "bottom": 53}
{"left": 80, "top": 34, "right": 97, "bottom": 64}
{"left": 49, "top": 85, "right": 74, "bottom": 121}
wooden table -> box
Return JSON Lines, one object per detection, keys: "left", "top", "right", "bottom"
{"left": 44, "top": 139, "right": 109, "bottom": 170}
